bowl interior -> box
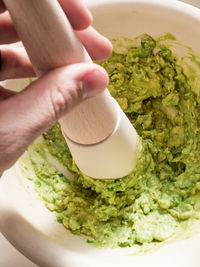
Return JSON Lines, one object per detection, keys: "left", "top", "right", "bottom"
{"left": 91, "top": 0, "right": 200, "bottom": 51}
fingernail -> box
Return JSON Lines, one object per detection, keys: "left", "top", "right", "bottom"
{"left": 81, "top": 68, "right": 108, "bottom": 99}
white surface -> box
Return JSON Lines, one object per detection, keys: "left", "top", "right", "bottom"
{"left": 1, "top": 0, "right": 200, "bottom": 266}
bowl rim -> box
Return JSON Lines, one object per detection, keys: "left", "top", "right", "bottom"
{"left": 85, "top": 0, "right": 200, "bottom": 20}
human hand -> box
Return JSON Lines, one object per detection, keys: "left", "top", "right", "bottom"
{"left": 0, "top": 0, "right": 112, "bottom": 175}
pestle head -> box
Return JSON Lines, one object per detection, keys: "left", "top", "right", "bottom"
{"left": 62, "top": 100, "right": 141, "bottom": 179}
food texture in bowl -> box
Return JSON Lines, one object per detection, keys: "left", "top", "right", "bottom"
{"left": 19, "top": 33, "right": 200, "bottom": 250}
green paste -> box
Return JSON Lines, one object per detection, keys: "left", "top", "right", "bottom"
{"left": 20, "top": 34, "right": 200, "bottom": 248}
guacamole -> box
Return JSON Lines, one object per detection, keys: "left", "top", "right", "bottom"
{"left": 20, "top": 34, "right": 200, "bottom": 248}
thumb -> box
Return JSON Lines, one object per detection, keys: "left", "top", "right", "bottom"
{"left": 0, "top": 62, "right": 108, "bottom": 171}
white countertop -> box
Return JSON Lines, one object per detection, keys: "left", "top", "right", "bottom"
{"left": 1, "top": 1, "right": 200, "bottom": 266}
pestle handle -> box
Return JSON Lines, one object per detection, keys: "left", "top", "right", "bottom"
{"left": 3, "top": 0, "right": 118, "bottom": 145}
{"left": 3, "top": 0, "right": 141, "bottom": 179}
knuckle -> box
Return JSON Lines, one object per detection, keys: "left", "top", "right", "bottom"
{"left": 50, "top": 86, "right": 67, "bottom": 120}
{"left": 49, "top": 81, "right": 82, "bottom": 121}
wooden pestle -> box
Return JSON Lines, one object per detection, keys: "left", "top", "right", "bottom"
{"left": 3, "top": 0, "right": 141, "bottom": 179}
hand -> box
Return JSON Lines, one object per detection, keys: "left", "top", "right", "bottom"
{"left": 0, "top": 0, "right": 112, "bottom": 175}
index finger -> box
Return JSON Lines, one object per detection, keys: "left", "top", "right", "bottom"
{"left": 0, "top": 0, "right": 92, "bottom": 31}
{"left": 58, "top": 0, "right": 92, "bottom": 30}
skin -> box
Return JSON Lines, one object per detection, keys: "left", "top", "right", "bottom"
{"left": 0, "top": 0, "right": 112, "bottom": 175}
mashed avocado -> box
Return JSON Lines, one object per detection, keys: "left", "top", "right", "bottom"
{"left": 20, "top": 34, "right": 200, "bottom": 248}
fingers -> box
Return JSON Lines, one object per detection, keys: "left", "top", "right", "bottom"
{"left": 76, "top": 26, "right": 113, "bottom": 61}
{"left": 0, "top": 63, "right": 108, "bottom": 172}
{"left": 0, "top": 11, "right": 18, "bottom": 44}
{"left": 0, "top": 31, "right": 111, "bottom": 80}
{"left": 58, "top": 0, "right": 92, "bottom": 30}
{"left": 0, "top": 0, "right": 112, "bottom": 80}
{"left": 0, "top": 1, "right": 5, "bottom": 13}
{"left": 0, "top": 0, "right": 92, "bottom": 45}
{"left": 0, "top": 86, "right": 16, "bottom": 101}
{"left": 0, "top": 47, "right": 35, "bottom": 81}
{"left": 0, "top": 14, "right": 112, "bottom": 61}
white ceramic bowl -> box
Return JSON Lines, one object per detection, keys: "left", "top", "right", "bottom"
{"left": 1, "top": 1, "right": 200, "bottom": 266}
